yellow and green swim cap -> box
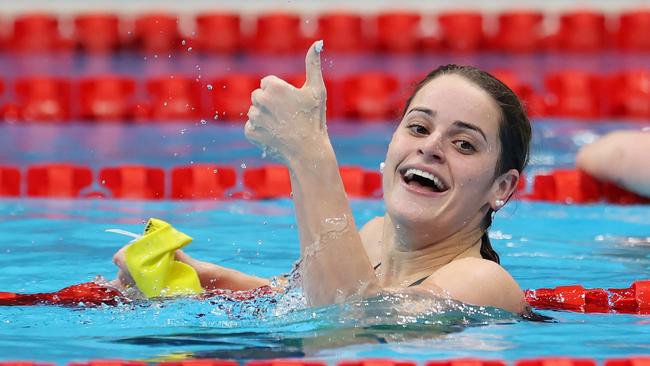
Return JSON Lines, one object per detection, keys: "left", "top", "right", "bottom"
{"left": 125, "top": 218, "right": 202, "bottom": 298}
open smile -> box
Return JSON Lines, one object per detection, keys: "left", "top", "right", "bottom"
{"left": 399, "top": 167, "right": 450, "bottom": 196}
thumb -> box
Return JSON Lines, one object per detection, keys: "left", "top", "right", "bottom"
{"left": 303, "top": 40, "right": 325, "bottom": 91}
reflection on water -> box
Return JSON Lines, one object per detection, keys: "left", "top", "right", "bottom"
{"left": 109, "top": 291, "right": 518, "bottom": 361}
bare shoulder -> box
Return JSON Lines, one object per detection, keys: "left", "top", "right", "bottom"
{"left": 359, "top": 216, "right": 383, "bottom": 264}
{"left": 359, "top": 216, "right": 383, "bottom": 237}
{"left": 425, "top": 257, "right": 526, "bottom": 314}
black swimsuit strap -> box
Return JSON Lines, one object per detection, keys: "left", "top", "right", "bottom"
{"left": 372, "top": 262, "right": 431, "bottom": 287}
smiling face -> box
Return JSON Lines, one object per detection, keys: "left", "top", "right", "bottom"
{"left": 383, "top": 74, "right": 516, "bottom": 247}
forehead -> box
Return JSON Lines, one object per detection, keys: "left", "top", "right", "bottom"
{"left": 407, "top": 74, "right": 501, "bottom": 138}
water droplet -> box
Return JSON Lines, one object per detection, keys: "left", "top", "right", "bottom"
{"left": 213, "top": 113, "right": 219, "bottom": 120}
{"left": 163, "top": 102, "right": 168, "bottom": 107}
{"left": 240, "top": 163, "right": 247, "bottom": 169}
{"left": 181, "top": 40, "right": 186, "bottom": 45}
{"left": 187, "top": 47, "right": 193, "bottom": 52}
{"left": 213, "top": 169, "right": 219, "bottom": 173}
{"left": 206, "top": 84, "right": 213, "bottom": 90}
{"left": 180, "top": 128, "right": 187, "bottom": 135}
{"left": 200, "top": 119, "right": 207, "bottom": 125}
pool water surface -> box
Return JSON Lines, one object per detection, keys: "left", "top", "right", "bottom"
{"left": 0, "top": 121, "right": 649, "bottom": 363}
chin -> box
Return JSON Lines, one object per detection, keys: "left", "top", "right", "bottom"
{"left": 384, "top": 192, "right": 444, "bottom": 230}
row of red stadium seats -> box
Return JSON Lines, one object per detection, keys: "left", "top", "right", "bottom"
{"left": 0, "top": 9, "right": 649, "bottom": 54}
{"left": 0, "top": 70, "right": 649, "bottom": 122}
{"left": 1, "top": 356, "right": 650, "bottom": 366}
{"left": 0, "top": 164, "right": 647, "bottom": 204}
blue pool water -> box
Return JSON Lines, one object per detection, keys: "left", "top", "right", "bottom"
{"left": 1, "top": 121, "right": 649, "bottom": 364}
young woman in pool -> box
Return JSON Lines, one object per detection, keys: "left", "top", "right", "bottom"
{"left": 113, "top": 41, "right": 532, "bottom": 314}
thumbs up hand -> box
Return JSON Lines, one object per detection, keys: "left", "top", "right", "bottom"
{"left": 245, "top": 41, "right": 329, "bottom": 165}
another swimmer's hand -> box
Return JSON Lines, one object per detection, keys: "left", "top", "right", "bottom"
{"left": 245, "top": 40, "right": 329, "bottom": 166}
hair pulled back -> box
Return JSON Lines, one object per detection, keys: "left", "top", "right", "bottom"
{"left": 402, "top": 65, "right": 531, "bottom": 264}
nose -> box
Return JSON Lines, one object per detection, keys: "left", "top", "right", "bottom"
{"left": 418, "top": 131, "right": 445, "bottom": 162}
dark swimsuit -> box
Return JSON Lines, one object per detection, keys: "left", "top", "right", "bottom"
{"left": 373, "top": 263, "right": 431, "bottom": 287}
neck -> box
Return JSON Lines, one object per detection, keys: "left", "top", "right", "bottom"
{"left": 377, "top": 214, "right": 485, "bottom": 287}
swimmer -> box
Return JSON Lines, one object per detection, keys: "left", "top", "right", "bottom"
{"left": 576, "top": 130, "right": 650, "bottom": 198}
{"left": 113, "top": 41, "right": 532, "bottom": 314}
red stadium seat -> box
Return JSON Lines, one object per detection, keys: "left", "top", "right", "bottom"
{"left": 317, "top": 12, "right": 366, "bottom": 53}
{"left": 78, "top": 76, "right": 136, "bottom": 121}
{"left": 8, "top": 13, "right": 69, "bottom": 52}
{"left": 438, "top": 11, "right": 485, "bottom": 52}
{"left": 0, "top": 166, "right": 20, "bottom": 197}
{"left": 99, "top": 166, "right": 165, "bottom": 199}
{"left": 617, "top": 10, "right": 650, "bottom": 51}
{"left": 607, "top": 70, "right": 650, "bottom": 119}
{"left": 9, "top": 77, "right": 71, "bottom": 122}
{"left": 490, "top": 69, "right": 545, "bottom": 117}
{"left": 74, "top": 13, "right": 121, "bottom": 53}
{"left": 493, "top": 10, "right": 544, "bottom": 52}
{"left": 26, "top": 164, "right": 93, "bottom": 198}
{"left": 551, "top": 10, "right": 610, "bottom": 52}
{"left": 544, "top": 71, "right": 603, "bottom": 119}
{"left": 209, "top": 73, "right": 259, "bottom": 122}
{"left": 252, "top": 12, "right": 304, "bottom": 54}
{"left": 134, "top": 13, "right": 181, "bottom": 54}
{"left": 194, "top": 12, "right": 242, "bottom": 54}
{"left": 376, "top": 12, "right": 422, "bottom": 53}
{"left": 342, "top": 73, "right": 400, "bottom": 120}
{"left": 171, "top": 165, "right": 237, "bottom": 199}
{"left": 146, "top": 75, "right": 203, "bottom": 120}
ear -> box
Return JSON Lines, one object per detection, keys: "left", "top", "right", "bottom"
{"left": 489, "top": 168, "right": 520, "bottom": 211}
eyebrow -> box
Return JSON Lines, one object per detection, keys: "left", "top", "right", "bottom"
{"left": 406, "top": 107, "right": 488, "bottom": 143}
{"left": 406, "top": 107, "right": 436, "bottom": 117}
{"left": 453, "top": 120, "right": 487, "bottom": 143}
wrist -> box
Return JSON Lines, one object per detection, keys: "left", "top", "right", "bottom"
{"left": 286, "top": 137, "right": 336, "bottom": 174}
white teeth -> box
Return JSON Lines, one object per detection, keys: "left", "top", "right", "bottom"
{"left": 404, "top": 168, "right": 445, "bottom": 191}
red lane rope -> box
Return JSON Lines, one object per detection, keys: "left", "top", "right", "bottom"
{"left": 2, "top": 278, "right": 649, "bottom": 314}
{"left": 1, "top": 164, "right": 647, "bottom": 203}
{"left": 2, "top": 358, "right": 650, "bottom": 366}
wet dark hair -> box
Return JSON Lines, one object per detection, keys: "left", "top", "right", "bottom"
{"left": 402, "top": 64, "right": 531, "bottom": 264}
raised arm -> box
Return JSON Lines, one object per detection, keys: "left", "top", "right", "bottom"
{"left": 245, "top": 41, "right": 381, "bottom": 306}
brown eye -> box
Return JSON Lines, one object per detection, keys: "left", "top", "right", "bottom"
{"left": 408, "top": 124, "right": 429, "bottom": 135}
{"left": 454, "top": 140, "right": 476, "bottom": 153}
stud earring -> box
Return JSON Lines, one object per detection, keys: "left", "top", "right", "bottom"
{"left": 495, "top": 199, "right": 505, "bottom": 209}
{"left": 379, "top": 162, "right": 385, "bottom": 174}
